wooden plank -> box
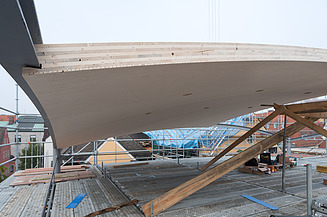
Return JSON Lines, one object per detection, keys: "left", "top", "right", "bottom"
{"left": 282, "top": 107, "right": 327, "bottom": 138}
{"left": 112, "top": 162, "right": 149, "bottom": 168}
{"left": 142, "top": 118, "right": 317, "bottom": 216}
{"left": 317, "top": 166, "right": 327, "bottom": 173}
{"left": 10, "top": 171, "right": 96, "bottom": 186}
{"left": 84, "top": 199, "right": 139, "bottom": 217}
{"left": 296, "top": 112, "right": 327, "bottom": 118}
{"left": 285, "top": 101, "right": 327, "bottom": 114}
{"left": 201, "top": 105, "right": 286, "bottom": 171}
{"left": 15, "top": 165, "right": 88, "bottom": 176}
{"left": 14, "top": 168, "right": 86, "bottom": 177}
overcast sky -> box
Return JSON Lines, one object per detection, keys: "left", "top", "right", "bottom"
{"left": 1, "top": 0, "right": 327, "bottom": 115}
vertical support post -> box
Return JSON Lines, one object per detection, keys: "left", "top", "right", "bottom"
{"left": 95, "top": 141, "right": 98, "bottom": 166}
{"left": 37, "top": 142, "right": 39, "bottom": 168}
{"left": 163, "top": 130, "right": 165, "bottom": 157}
{"left": 72, "top": 146, "right": 74, "bottom": 166}
{"left": 282, "top": 115, "right": 287, "bottom": 193}
{"left": 42, "top": 142, "right": 44, "bottom": 168}
{"left": 151, "top": 138, "right": 154, "bottom": 161}
{"left": 15, "top": 84, "right": 19, "bottom": 171}
{"left": 24, "top": 148, "right": 26, "bottom": 170}
{"left": 176, "top": 139, "right": 178, "bottom": 160}
{"left": 287, "top": 137, "right": 291, "bottom": 156}
{"left": 93, "top": 141, "right": 96, "bottom": 165}
{"left": 151, "top": 202, "right": 154, "bottom": 217}
{"left": 114, "top": 139, "right": 117, "bottom": 164}
{"left": 53, "top": 147, "right": 61, "bottom": 174}
{"left": 31, "top": 142, "right": 33, "bottom": 168}
{"left": 306, "top": 164, "right": 312, "bottom": 216}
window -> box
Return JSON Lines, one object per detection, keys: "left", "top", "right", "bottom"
{"left": 15, "top": 135, "right": 21, "bottom": 143}
{"left": 10, "top": 165, "right": 14, "bottom": 173}
{"left": 30, "top": 135, "right": 36, "bottom": 142}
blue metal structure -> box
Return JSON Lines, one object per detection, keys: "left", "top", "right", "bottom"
{"left": 144, "top": 114, "right": 251, "bottom": 150}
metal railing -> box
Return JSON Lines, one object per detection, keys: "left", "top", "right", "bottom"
{"left": 40, "top": 156, "right": 58, "bottom": 217}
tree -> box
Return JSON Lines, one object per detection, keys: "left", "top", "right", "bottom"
{"left": 0, "top": 165, "right": 8, "bottom": 182}
{"left": 19, "top": 143, "right": 44, "bottom": 170}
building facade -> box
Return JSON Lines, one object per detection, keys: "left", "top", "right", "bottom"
{"left": 0, "top": 128, "right": 15, "bottom": 177}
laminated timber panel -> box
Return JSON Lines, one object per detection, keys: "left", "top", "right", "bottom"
{"left": 22, "top": 42, "right": 327, "bottom": 149}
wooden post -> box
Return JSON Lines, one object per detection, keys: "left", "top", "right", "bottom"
{"left": 201, "top": 105, "right": 286, "bottom": 171}
{"left": 142, "top": 118, "right": 317, "bottom": 217}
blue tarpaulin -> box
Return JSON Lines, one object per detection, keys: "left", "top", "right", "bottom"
{"left": 66, "top": 193, "right": 87, "bottom": 209}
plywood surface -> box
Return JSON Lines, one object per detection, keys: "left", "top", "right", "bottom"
{"left": 14, "top": 165, "right": 88, "bottom": 176}
{"left": 22, "top": 42, "right": 327, "bottom": 149}
{"left": 10, "top": 171, "right": 95, "bottom": 186}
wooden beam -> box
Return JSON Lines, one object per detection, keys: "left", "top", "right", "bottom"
{"left": 285, "top": 101, "right": 327, "bottom": 114}
{"left": 85, "top": 199, "right": 139, "bottom": 217}
{"left": 281, "top": 107, "right": 327, "bottom": 138}
{"left": 142, "top": 118, "right": 316, "bottom": 217}
{"left": 200, "top": 105, "right": 286, "bottom": 171}
{"left": 297, "top": 112, "right": 327, "bottom": 119}
{"left": 317, "top": 165, "right": 327, "bottom": 174}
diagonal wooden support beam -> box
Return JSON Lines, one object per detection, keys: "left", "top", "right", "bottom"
{"left": 142, "top": 118, "right": 317, "bottom": 217}
{"left": 201, "top": 105, "right": 286, "bottom": 171}
{"left": 279, "top": 105, "right": 327, "bottom": 138}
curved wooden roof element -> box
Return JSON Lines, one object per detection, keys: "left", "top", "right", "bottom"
{"left": 22, "top": 42, "right": 327, "bottom": 149}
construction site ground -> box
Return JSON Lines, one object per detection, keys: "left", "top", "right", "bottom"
{"left": 106, "top": 156, "right": 327, "bottom": 217}
{"left": 0, "top": 156, "right": 327, "bottom": 216}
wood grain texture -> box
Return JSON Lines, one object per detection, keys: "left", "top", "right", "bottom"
{"left": 283, "top": 108, "right": 327, "bottom": 138}
{"left": 22, "top": 42, "right": 327, "bottom": 149}
{"left": 201, "top": 105, "right": 286, "bottom": 171}
{"left": 84, "top": 199, "right": 138, "bottom": 217}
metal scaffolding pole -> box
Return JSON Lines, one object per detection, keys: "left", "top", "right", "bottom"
{"left": 282, "top": 115, "right": 287, "bottom": 192}
{"left": 306, "top": 164, "right": 312, "bottom": 216}
{"left": 53, "top": 147, "right": 61, "bottom": 173}
{"left": 15, "top": 84, "right": 19, "bottom": 171}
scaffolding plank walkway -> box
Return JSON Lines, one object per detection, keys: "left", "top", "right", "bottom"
{"left": 50, "top": 178, "right": 143, "bottom": 217}
{"left": 70, "top": 180, "right": 96, "bottom": 217}
{"left": 0, "top": 166, "right": 142, "bottom": 217}
{"left": 0, "top": 187, "right": 18, "bottom": 213}
{"left": 52, "top": 182, "right": 74, "bottom": 217}
{"left": 105, "top": 158, "right": 327, "bottom": 217}
{"left": 0, "top": 186, "right": 34, "bottom": 217}
{"left": 20, "top": 184, "right": 48, "bottom": 216}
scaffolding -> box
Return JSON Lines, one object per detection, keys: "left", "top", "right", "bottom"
{"left": 1, "top": 93, "right": 327, "bottom": 173}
